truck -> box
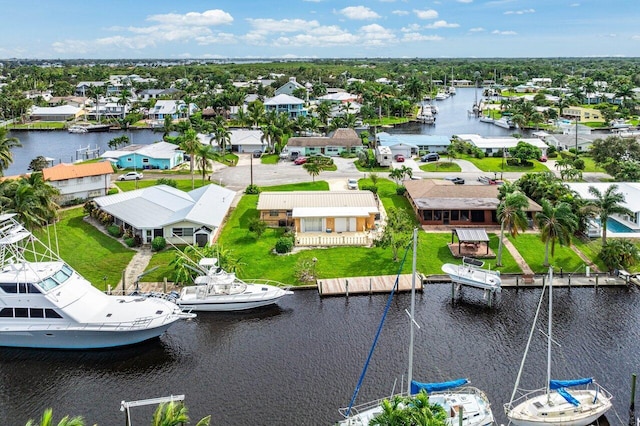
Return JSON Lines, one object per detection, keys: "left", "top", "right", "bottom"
{"left": 375, "top": 146, "right": 393, "bottom": 167}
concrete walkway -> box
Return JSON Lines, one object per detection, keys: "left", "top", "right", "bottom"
{"left": 121, "top": 246, "right": 154, "bottom": 292}
{"left": 501, "top": 236, "right": 534, "bottom": 276}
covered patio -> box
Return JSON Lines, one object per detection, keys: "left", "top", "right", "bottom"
{"left": 449, "top": 228, "right": 494, "bottom": 258}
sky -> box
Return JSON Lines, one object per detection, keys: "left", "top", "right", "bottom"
{"left": 1, "top": 0, "right": 638, "bottom": 59}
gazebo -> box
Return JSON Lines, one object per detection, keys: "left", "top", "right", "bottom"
{"left": 451, "top": 228, "right": 490, "bottom": 256}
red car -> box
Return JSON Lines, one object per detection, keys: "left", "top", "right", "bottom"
{"left": 394, "top": 154, "right": 405, "bottom": 162}
{"left": 294, "top": 156, "right": 307, "bottom": 165}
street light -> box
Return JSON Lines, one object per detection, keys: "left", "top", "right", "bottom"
{"left": 575, "top": 116, "right": 579, "bottom": 157}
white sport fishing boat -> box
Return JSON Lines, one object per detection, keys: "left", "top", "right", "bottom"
{"left": 0, "top": 213, "right": 194, "bottom": 349}
{"left": 441, "top": 257, "right": 501, "bottom": 292}
{"left": 176, "top": 257, "right": 293, "bottom": 312}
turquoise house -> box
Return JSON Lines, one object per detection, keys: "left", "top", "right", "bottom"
{"left": 101, "top": 142, "right": 184, "bottom": 170}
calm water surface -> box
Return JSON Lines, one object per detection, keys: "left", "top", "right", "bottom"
{"left": 1, "top": 285, "right": 638, "bottom": 425}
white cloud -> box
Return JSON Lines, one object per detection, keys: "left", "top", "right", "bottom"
{"left": 273, "top": 26, "right": 359, "bottom": 47}
{"left": 469, "top": 27, "right": 485, "bottom": 32}
{"left": 401, "top": 24, "right": 422, "bottom": 32}
{"left": 146, "top": 9, "right": 233, "bottom": 26}
{"left": 195, "top": 33, "right": 238, "bottom": 45}
{"left": 247, "top": 18, "right": 320, "bottom": 34}
{"left": 632, "top": 35, "right": 640, "bottom": 40}
{"left": 570, "top": 3, "right": 580, "bottom": 6}
{"left": 425, "top": 20, "right": 459, "bottom": 29}
{"left": 457, "top": 0, "right": 473, "bottom": 3}
{"left": 358, "top": 24, "right": 397, "bottom": 46}
{"left": 401, "top": 33, "right": 443, "bottom": 42}
{"left": 339, "top": 6, "right": 381, "bottom": 20}
{"left": 414, "top": 9, "right": 439, "bottom": 20}
{"left": 392, "top": 10, "right": 410, "bottom": 16}
{"left": 504, "top": 8, "right": 535, "bottom": 15}
{"left": 492, "top": 30, "right": 517, "bottom": 35}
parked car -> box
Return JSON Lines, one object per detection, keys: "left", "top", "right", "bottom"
{"left": 252, "top": 150, "right": 263, "bottom": 158}
{"left": 421, "top": 153, "right": 440, "bottom": 162}
{"left": 444, "top": 176, "right": 465, "bottom": 185}
{"left": 539, "top": 156, "right": 548, "bottom": 162}
{"left": 118, "top": 171, "right": 143, "bottom": 181}
{"left": 394, "top": 154, "right": 405, "bottom": 162}
{"left": 347, "top": 178, "right": 358, "bottom": 190}
{"left": 294, "top": 156, "right": 307, "bottom": 165}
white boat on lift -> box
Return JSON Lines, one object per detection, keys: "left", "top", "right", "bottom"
{"left": 416, "top": 105, "right": 435, "bottom": 125}
{"left": 176, "top": 257, "right": 293, "bottom": 312}
{"left": 0, "top": 213, "right": 194, "bottom": 349}
{"left": 504, "top": 267, "right": 613, "bottom": 426}
{"left": 441, "top": 257, "right": 501, "bottom": 292}
{"left": 68, "top": 125, "right": 88, "bottom": 134}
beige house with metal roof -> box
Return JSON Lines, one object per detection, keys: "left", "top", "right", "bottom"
{"left": 257, "top": 190, "right": 379, "bottom": 246}
{"left": 284, "top": 128, "right": 364, "bottom": 158}
{"left": 404, "top": 179, "right": 541, "bottom": 227}
{"left": 43, "top": 162, "right": 114, "bottom": 204}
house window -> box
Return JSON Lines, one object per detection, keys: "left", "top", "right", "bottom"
{"left": 142, "top": 158, "right": 149, "bottom": 163}
{"left": 451, "top": 210, "right": 460, "bottom": 221}
{"left": 269, "top": 210, "right": 279, "bottom": 217}
{"left": 172, "top": 228, "right": 194, "bottom": 237}
{"left": 91, "top": 176, "right": 100, "bottom": 182}
{"left": 77, "top": 177, "right": 84, "bottom": 183}
{"left": 433, "top": 210, "right": 442, "bottom": 221}
{"left": 423, "top": 210, "right": 432, "bottom": 221}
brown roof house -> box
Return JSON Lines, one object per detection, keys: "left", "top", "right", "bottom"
{"left": 257, "top": 190, "right": 379, "bottom": 247}
{"left": 283, "top": 128, "right": 364, "bottom": 159}
{"left": 404, "top": 179, "right": 541, "bottom": 227}
{"left": 43, "top": 162, "right": 114, "bottom": 205}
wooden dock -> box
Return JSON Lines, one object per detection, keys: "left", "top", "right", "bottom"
{"left": 318, "top": 274, "right": 422, "bottom": 296}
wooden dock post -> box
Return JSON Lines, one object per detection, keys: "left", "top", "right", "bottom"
{"left": 629, "top": 373, "right": 637, "bottom": 426}
{"left": 595, "top": 274, "right": 598, "bottom": 288}
{"left": 542, "top": 274, "right": 545, "bottom": 288}
{"left": 319, "top": 281, "right": 323, "bottom": 296}
{"left": 568, "top": 274, "right": 571, "bottom": 287}
{"left": 451, "top": 281, "right": 455, "bottom": 304}
{"left": 345, "top": 279, "right": 349, "bottom": 297}
{"left": 516, "top": 276, "right": 519, "bottom": 288}
{"left": 369, "top": 278, "right": 372, "bottom": 295}
{"left": 163, "top": 277, "right": 167, "bottom": 293}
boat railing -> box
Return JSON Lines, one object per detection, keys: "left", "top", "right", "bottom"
{"left": 25, "top": 314, "right": 182, "bottom": 332}
{"left": 243, "top": 278, "right": 292, "bottom": 290}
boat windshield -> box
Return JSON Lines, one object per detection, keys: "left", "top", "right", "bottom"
{"left": 37, "top": 264, "right": 74, "bottom": 292}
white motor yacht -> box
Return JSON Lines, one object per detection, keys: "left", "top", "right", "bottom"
{"left": 0, "top": 214, "right": 195, "bottom": 349}
{"left": 176, "top": 258, "right": 293, "bottom": 312}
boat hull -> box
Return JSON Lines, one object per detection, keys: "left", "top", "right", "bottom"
{"left": 441, "top": 263, "right": 501, "bottom": 291}
{"left": 0, "top": 322, "right": 177, "bottom": 349}
{"left": 506, "top": 389, "right": 612, "bottom": 426}
{"left": 177, "top": 286, "right": 292, "bottom": 312}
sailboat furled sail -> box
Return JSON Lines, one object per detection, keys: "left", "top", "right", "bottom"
{"left": 504, "top": 267, "right": 612, "bottom": 426}
{"left": 337, "top": 229, "right": 495, "bottom": 426}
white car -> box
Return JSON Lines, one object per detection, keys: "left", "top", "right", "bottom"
{"left": 118, "top": 171, "right": 143, "bottom": 181}
{"left": 347, "top": 178, "right": 358, "bottom": 190}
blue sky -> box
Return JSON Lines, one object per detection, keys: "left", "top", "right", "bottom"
{"left": 1, "top": 0, "right": 638, "bottom": 59}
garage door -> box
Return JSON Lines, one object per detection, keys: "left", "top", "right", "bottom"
{"left": 302, "top": 217, "right": 322, "bottom": 232}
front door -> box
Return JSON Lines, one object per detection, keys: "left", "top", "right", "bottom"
{"left": 443, "top": 211, "right": 450, "bottom": 225}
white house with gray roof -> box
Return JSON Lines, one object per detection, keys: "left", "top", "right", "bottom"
{"left": 93, "top": 184, "right": 236, "bottom": 246}
{"left": 454, "top": 134, "right": 548, "bottom": 156}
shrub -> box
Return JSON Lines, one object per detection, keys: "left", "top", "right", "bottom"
{"left": 396, "top": 186, "right": 407, "bottom": 195}
{"left": 83, "top": 201, "right": 96, "bottom": 215}
{"left": 151, "top": 236, "right": 166, "bottom": 252}
{"left": 157, "top": 178, "right": 178, "bottom": 187}
{"left": 107, "top": 188, "right": 119, "bottom": 195}
{"left": 245, "top": 184, "right": 260, "bottom": 194}
{"left": 275, "top": 236, "right": 294, "bottom": 254}
{"left": 124, "top": 237, "right": 136, "bottom": 247}
{"left": 573, "top": 158, "right": 585, "bottom": 170}
{"left": 248, "top": 217, "right": 267, "bottom": 238}
{"left": 107, "top": 225, "right": 122, "bottom": 237}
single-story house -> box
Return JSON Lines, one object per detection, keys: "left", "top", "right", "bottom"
{"left": 93, "top": 184, "right": 236, "bottom": 246}
{"left": 284, "top": 128, "right": 364, "bottom": 158}
{"left": 148, "top": 100, "right": 197, "bottom": 120}
{"left": 202, "top": 129, "right": 266, "bottom": 153}
{"left": 404, "top": 179, "right": 541, "bottom": 227}
{"left": 533, "top": 131, "right": 602, "bottom": 153}
{"left": 42, "top": 162, "right": 113, "bottom": 204}
{"left": 30, "top": 105, "right": 84, "bottom": 122}
{"left": 377, "top": 132, "right": 451, "bottom": 157}
{"left": 275, "top": 77, "right": 306, "bottom": 97}
{"left": 101, "top": 141, "right": 184, "bottom": 170}
{"left": 257, "top": 190, "right": 379, "bottom": 237}
{"left": 454, "top": 134, "right": 548, "bottom": 157}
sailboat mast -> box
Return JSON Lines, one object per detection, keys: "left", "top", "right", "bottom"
{"left": 546, "top": 267, "right": 553, "bottom": 401}
{"left": 407, "top": 228, "right": 418, "bottom": 395}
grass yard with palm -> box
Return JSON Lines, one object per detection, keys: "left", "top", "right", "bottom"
{"left": 508, "top": 233, "right": 586, "bottom": 274}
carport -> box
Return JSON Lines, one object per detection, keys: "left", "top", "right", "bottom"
{"left": 451, "top": 228, "right": 490, "bottom": 255}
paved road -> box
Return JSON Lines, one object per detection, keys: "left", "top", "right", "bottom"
{"left": 209, "top": 154, "right": 612, "bottom": 191}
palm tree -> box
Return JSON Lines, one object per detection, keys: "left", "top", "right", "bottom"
{"left": 151, "top": 401, "right": 211, "bottom": 426}
{"left": 117, "top": 88, "right": 131, "bottom": 120}
{"left": 369, "top": 395, "right": 411, "bottom": 426}
{"left": 315, "top": 101, "right": 332, "bottom": 128}
{"left": 195, "top": 144, "right": 219, "bottom": 183}
{"left": 25, "top": 408, "right": 84, "bottom": 426}
{"left": 302, "top": 161, "right": 321, "bottom": 182}
{"left": 247, "top": 100, "right": 265, "bottom": 128}
{"left": 535, "top": 199, "right": 578, "bottom": 267}
{"left": 585, "top": 184, "right": 633, "bottom": 245}
{"left": 210, "top": 115, "right": 231, "bottom": 155}
{"left": 0, "top": 127, "right": 21, "bottom": 175}
{"left": 496, "top": 191, "right": 530, "bottom": 266}
{"left": 179, "top": 128, "right": 201, "bottom": 190}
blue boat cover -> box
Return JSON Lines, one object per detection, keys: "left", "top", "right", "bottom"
{"left": 550, "top": 378, "right": 593, "bottom": 389}
{"left": 556, "top": 387, "right": 580, "bottom": 406}
{"left": 411, "top": 378, "right": 468, "bottom": 395}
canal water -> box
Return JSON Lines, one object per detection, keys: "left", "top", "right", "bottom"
{"left": 0, "top": 285, "right": 638, "bottom": 425}
{"left": 6, "top": 88, "right": 517, "bottom": 176}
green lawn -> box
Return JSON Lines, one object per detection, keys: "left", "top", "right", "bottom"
{"left": 34, "top": 208, "right": 134, "bottom": 291}
{"left": 419, "top": 161, "right": 461, "bottom": 172}
{"left": 508, "top": 234, "right": 586, "bottom": 274}
{"left": 464, "top": 156, "right": 548, "bottom": 173}
{"left": 115, "top": 178, "right": 209, "bottom": 192}
{"left": 572, "top": 236, "right": 607, "bottom": 272}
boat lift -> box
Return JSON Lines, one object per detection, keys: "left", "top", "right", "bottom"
{"left": 449, "top": 257, "right": 501, "bottom": 307}
{"left": 121, "top": 394, "right": 185, "bottom": 426}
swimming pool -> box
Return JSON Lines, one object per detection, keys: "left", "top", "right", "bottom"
{"left": 606, "top": 217, "right": 636, "bottom": 233}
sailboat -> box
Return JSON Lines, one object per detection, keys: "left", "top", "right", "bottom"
{"left": 504, "top": 267, "right": 613, "bottom": 426}
{"left": 337, "top": 229, "right": 495, "bottom": 426}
